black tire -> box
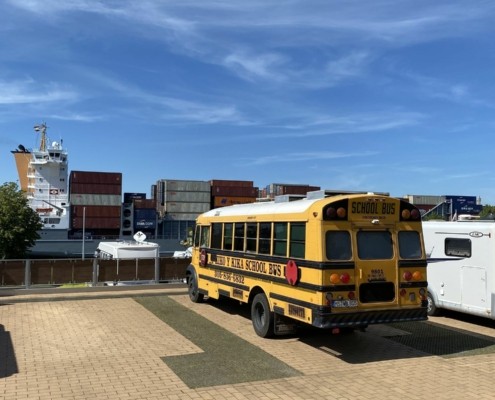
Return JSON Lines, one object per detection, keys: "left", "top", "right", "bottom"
{"left": 427, "top": 292, "right": 440, "bottom": 316}
{"left": 251, "top": 293, "right": 274, "bottom": 338}
{"left": 188, "top": 272, "right": 204, "bottom": 303}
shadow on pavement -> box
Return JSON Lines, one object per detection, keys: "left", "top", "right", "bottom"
{"left": 0, "top": 324, "right": 18, "bottom": 378}
{"left": 205, "top": 296, "right": 495, "bottom": 363}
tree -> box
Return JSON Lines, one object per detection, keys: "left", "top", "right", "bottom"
{"left": 0, "top": 182, "right": 42, "bottom": 259}
{"left": 480, "top": 204, "right": 495, "bottom": 219}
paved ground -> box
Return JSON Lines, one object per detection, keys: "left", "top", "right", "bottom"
{"left": 1, "top": 285, "right": 495, "bottom": 400}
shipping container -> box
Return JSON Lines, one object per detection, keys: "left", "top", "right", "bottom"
{"left": 71, "top": 217, "right": 121, "bottom": 229}
{"left": 135, "top": 218, "right": 156, "bottom": 229}
{"left": 210, "top": 186, "right": 258, "bottom": 197}
{"left": 71, "top": 205, "right": 121, "bottom": 218}
{"left": 133, "top": 199, "right": 156, "bottom": 208}
{"left": 134, "top": 208, "right": 157, "bottom": 220}
{"left": 405, "top": 195, "right": 445, "bottom": 206}
{"left": 70, "top": 182, "right": 121, "bottom": 195}
{"left": 163, "top": 191, "right": 211, "bottom": 203}
{"left": 158, "top": 179, "right": 210, "bottom": 193}
{"left": 164, "top": 202, "right": 211, "bottom": 214}
{"left": 265, "top": 183, "right": 320, "bottom": 198}
{"left": 70, "top": 171, "right": 122, "bottom": 185}
{"left": 212, "top": 196, "right": 257, "bottom": 208}
{"left": 70, "top": 194, "right": 122, "bottom": 206}
{"left": 123, "top": 192, "right": 146, "bottom": 203}
{"left": 210, "top": 179, "right": 254, "bottom": 188}
{"left": 445, "top": 195, "right": 483, "bottom": 215}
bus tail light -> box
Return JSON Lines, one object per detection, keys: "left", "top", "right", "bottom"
{"left": 412, "top": 270, "right": 423, "bottom": 280}
{"left": 330, "top": 273, "right": 351, "bottom": 284}
{"left": 348, "top": 291, "right": 355, "bottom": 300}
{"left": 323, "top": 199, "right": 348, "bottom": 221}
{"left": 340, "top": 273, "right": 350, "bottom": 284}
{"left": 403, "top": 270, "right": 424, "bottom": 281}
{"left": 403, "top": 271, "right": 412, "bottom": 281}
{"left": 400, "top": 288, "right": 407, "bottom": 297}
{"left": 400, "top": 201, "right": 421, "bottom": 221}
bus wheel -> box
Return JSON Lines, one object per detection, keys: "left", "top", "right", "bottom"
{"left": 427, "top": 292, "right": 439, "bottom": 316}
{"left": 251, "top": 293, "right": 274, "bottom": 338}
{"left": 188, "top": 273, "right": 204, "bottom": 303}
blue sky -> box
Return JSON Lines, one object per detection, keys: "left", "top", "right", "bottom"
{"left": 1, "top": 1, "right": 494, "bottom": 204}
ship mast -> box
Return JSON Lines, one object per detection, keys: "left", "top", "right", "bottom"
{"left": 34, "top": 122, "right": 48, "bottom": 151}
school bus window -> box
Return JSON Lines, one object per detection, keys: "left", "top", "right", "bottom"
{"left": 289, "top": 223, "right": 306, "bottom": 258}
{"left": 200, "top": 226, "right": 210, "bottom": 247}
{"left": 234, "top": 223, "right": 245, "bottom": 251}
{"left": 326, "top": 231, "right": 352, "bottom": 260}
{"left": 211, "top": 223, "right": 222, "bottom": 249}
{"left": 398, "top": 231, "right": 422, "bottom": 259}
{"left": 445, "top": 238, "right": 471, "bottom": 257}
{"left": 274, "top": 222, "right": 288, "bottom": 256}
{"left": 357, "top": 231, "right": 393, "bottom": 260}
{"left": 259, "top": 222, "right": 271, "bottom": 254}
{"left": 224, "top": 223, "right": 233, "bottom": 250}
{"left": 246, "top": 223, "right": 257, "bottom": 252}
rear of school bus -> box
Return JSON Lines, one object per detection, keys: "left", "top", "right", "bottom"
{"left": 307, "top": 193, "right": 428, "bottom": 330}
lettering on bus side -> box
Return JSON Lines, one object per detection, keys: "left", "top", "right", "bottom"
{"left": 209, "top": 256, "right": 284, "bottom": 278}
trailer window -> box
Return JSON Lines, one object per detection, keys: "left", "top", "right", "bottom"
{"left": 445, "top": 238, "right": 471, "bottom": 257}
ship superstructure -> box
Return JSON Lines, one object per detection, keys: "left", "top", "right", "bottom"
{"left": 12, "top": 123, "right": 70, "bottom": 231}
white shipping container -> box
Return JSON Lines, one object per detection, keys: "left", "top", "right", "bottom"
{"left": 405, "top": 195, "right": 445, "bottom": 205}
{"left": 160, "top": 179, "right": 211, "bottom": 193}
{"left": 164, "top": 202, "right": 211, "bottom": 214}
{"left": 70, "top": 194, "right": 122, "bottom": 206}
{"left": 163, "top": 191, "right": 211, "bottom": 203}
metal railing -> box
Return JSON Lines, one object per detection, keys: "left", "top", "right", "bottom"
{"left": 0, "top": 257, "right": 190, "bottom": 288}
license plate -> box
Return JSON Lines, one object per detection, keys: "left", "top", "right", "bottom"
{"left": 331, "top": 299, "right": 358, "bottom": 308}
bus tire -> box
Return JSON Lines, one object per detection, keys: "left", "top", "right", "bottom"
{"left": 188, "top": 272, "right": 204, "bottom": 303}
{"left": 427, "top": 292, "right": 439, "bottom": 316}
{"left": 251, "top": 293, "right": 274, "bottom": 338}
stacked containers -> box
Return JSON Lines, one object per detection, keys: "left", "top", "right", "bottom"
{"left": 133, "top": 198, "right": 157, "bottom": 237}
{"left": 210, "top": 179, "right": 258, "bottom": 208}
{"left": 265, "top": 183, "right": 321, "bottom": 199}
{"left": 156, "top": 179, "right": 211, "bottom": 220}
{"left": 69, "top": 171, "right": 122, "bottom": 237}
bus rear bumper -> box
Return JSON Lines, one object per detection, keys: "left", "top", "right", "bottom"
{"left": 312, "top": 307, "right": 428, "bottom": 329}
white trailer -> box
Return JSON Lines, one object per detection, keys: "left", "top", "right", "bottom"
{"left": 423, "top": 220, "right": 495, "bottom": 319}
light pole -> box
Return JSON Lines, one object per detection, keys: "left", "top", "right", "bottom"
{"left": 82, "top": 206, "right": 86, "bottom": 260}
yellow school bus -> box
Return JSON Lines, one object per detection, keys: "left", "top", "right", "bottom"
{"left": 186, "top": 190, "right": 427, "bottom": 337}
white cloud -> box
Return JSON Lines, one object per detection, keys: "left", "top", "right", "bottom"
{"left": 0, "top": 79, "right": 78, "bottom": 104}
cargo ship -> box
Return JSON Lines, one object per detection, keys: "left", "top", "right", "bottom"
{"left": 11, "top": 123, "right": 187, "bottom": 258}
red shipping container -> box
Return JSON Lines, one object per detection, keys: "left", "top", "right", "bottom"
{"left": 71, "top": 217, "right": 121, "bottom": 229}
{"left": 70, "top": 171, "right": 122, "bottom": 185}
{"left": 211, "top": 185, "right": 258, "bottom": 197}
{"left": 213, "top": 196, "right": 257, "bottom": 208}
{"left": 210, "top": 179, "right": 254, "bottom": 188}
{"left": 71, "top": 205, "right": 121, "bottom": 218}
{"left": 70, "top": 182, "right": 122, "bottom": 195}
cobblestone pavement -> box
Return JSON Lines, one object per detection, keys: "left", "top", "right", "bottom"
{"left": 1, "top": 286, "right": 495, "bottom": 400}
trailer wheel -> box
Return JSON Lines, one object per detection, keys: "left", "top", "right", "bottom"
{"left": 251, "top": 293, "right": 274, "bottom": 338}
{"left": 188, "top": 271, "right": 204, "bottom": 303}
{"left": 427, "top": 292, "right": 440, "bottom": 316}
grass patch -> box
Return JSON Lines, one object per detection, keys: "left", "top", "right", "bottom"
{"left": 135, "top": 296, "right": 301, "bottom": 388}
{"left": 58, "top": 283, "right": 88, "bottom": 288}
